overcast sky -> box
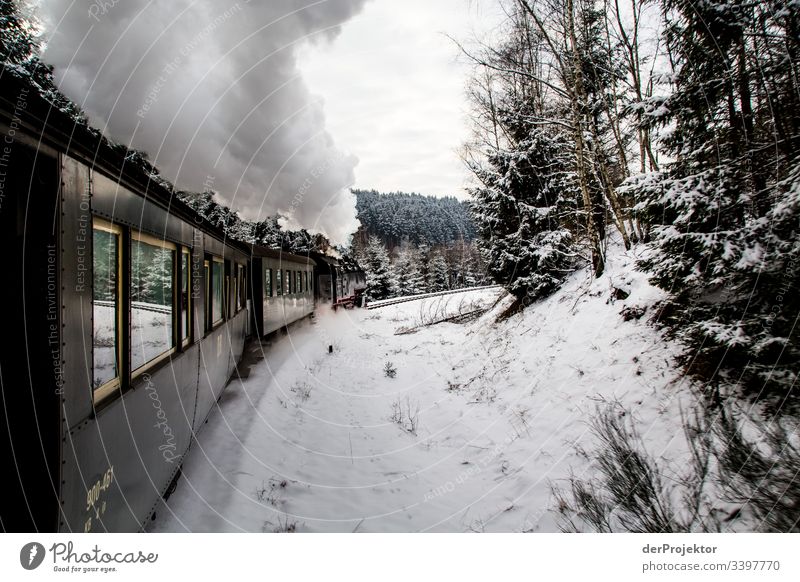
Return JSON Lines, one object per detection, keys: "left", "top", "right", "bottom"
{"left": 297, "top": 0, "right": 505, "bottom": 200}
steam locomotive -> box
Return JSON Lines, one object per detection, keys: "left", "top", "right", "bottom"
{"left": 0, "top": 73, "right": 363, "bottom": 532}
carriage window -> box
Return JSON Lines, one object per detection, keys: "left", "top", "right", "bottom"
{"left": 285, "top": 270, "right": 291, "bottom": 294}
{"left": 230, "top": 274, "right": 234, "bottom": 314}
{"left": 296, "top": 271, "right": 302, "bottom": 295}
{"left": 242, "top": 266, "right": 247, "bottom": 306}
{"left": 204, "top": 260, "right": 210, "bottom": 330}
{"left": 212, "top": 258, "right": 224, "bottom": 325}
{"left": 265, "top": 268, "right": 273, "bottom": 297}
{"left": 303, "top": 271, "right": 308, "bottom": 292}
{"left": 276, "top": 269, "right": 282, "bottom": 296}
{"left": 225, "top": 265, "right": 232, "bottom": 319}
{"left": 233, "top": 266, "right": 239, "bottom": 312}
{"left": 239, "top": 265, "right": 247, "bottom": 309}
{"left": 93, "top": 219, "right": 121, "bottom": 398}
{"left": 180, "top": 248, "right": 190, "bottom": 345}
{"left": 238, "top": 265, "right": 246, "bottom": 310}
{"left": 131, "top": 233, "right": 176, "bottom": 372}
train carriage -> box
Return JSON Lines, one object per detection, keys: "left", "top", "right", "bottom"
{"left": 310, "top": 252, "right": 366, "bottom": 308}
{"left": 0, "top": 73, "right": 314, "bottom": 532}
{"left": 249, "top": 246, "right": 316, "bottom": 337}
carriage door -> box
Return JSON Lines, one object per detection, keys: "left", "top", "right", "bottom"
{"left": 319, "top": 275, "right": 332, "bottom": 303}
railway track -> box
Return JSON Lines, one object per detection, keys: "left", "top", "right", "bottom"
{"left": 365, "top": 285, "right": 502, "bottom": 310}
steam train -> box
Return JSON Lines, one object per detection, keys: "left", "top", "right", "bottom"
{"left": 0, "top": 73, "right": 364, "bottom": 532}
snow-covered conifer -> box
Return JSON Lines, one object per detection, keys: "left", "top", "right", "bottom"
{"left": 363, "top": 236, "right": 394, "bottom": 300}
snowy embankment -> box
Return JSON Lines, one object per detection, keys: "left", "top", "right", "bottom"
{"left": 366, "top": 285, "right": 502, "bottom": 310}
{"left": 150, "top": 245, "right": 695, "bottom": 532}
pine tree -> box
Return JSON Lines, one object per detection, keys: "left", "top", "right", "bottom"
{"left": 362, "top": 236, "right": 394, "bottom": 301}
{"left": 427, "top": 252, "right": 450, "bottom": 292}
{"left": 1, "top": 0, "right": 87, "bottom": 123}
{"left": 392, "top": 246, "right": 425, "bottom": 296}
{"left": 462, "top": 1, "right": 631, "bottom": 299}
{"left": 416, "top": 244, "right": 432, "bottom": 293}
{"left": 632, "top": 0, "right": 800, "bottom": 400}
{"left": 469, "top": 124, "right": 580, "bottom": 300}
{"left": 0, "top": 0, "right": 35, "bottom": 65}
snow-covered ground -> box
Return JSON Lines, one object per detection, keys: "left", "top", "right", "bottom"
{"left": 366, "top": 284, "right": 501, "bottom": 309}
{"left": 149, "top": 246, "right": 695, "bottom": 532}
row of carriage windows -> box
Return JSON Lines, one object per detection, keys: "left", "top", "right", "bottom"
{"left": 91, "top": 217, "right": 247, "bottom": 402}
{"left": 263, "top": 267, "right": 312, "bottom": 297}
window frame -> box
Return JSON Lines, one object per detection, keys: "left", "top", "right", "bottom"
{"left": 180, "top": 246, "right": 192, "bottom": 348}
{"left": 204, "top": 259, "right": 211, "bottom": 331}
{"left": 231, "top": 265, "right": 238, "bottom": 313}
{"left": 130, "top": 230, "right": 178, "bottom": 379}
{"left": 209, "top": 256, "right": 225, "bottom": 329}
{"left": 238, "top": 264, "right": 246, "bottom": 311}
{"left": 92, "top": 218, "right": 124, "bottom": 405}
{"left": 231, "top": 263, "right": 238, "bottom": 312}
{"left": 224, "top": 259, "right": 232, "bottom": 320}
{"left": 265, "top": 267, "right": 273, "bottom": 298}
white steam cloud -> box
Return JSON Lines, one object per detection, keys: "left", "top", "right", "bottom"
{"left": 36, "top": 0, "right": 367, "bottom": 244}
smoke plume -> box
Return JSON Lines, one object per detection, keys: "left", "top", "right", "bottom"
{"left": 36, "top": 0, "right": 367, "bottom": 244}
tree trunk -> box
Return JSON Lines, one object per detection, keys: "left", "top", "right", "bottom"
{"left": 567, "top": 0, "right": 604, "bottom": 276}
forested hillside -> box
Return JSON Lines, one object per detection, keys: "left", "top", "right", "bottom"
{"left": 463, "top": 0, "right": 799, "bottom": 404}
{"left": 460, "top": 0, "right": 800, "bottom": 532}
{"left": 349, "top": 189, "right": 486, "bottom": 301}
{"left": 353, "top": 189, "right": 476, "bottom": 248}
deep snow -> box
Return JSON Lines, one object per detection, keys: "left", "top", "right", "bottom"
{"left": 149, "top": 245, "right": 695, "bottom": 532}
